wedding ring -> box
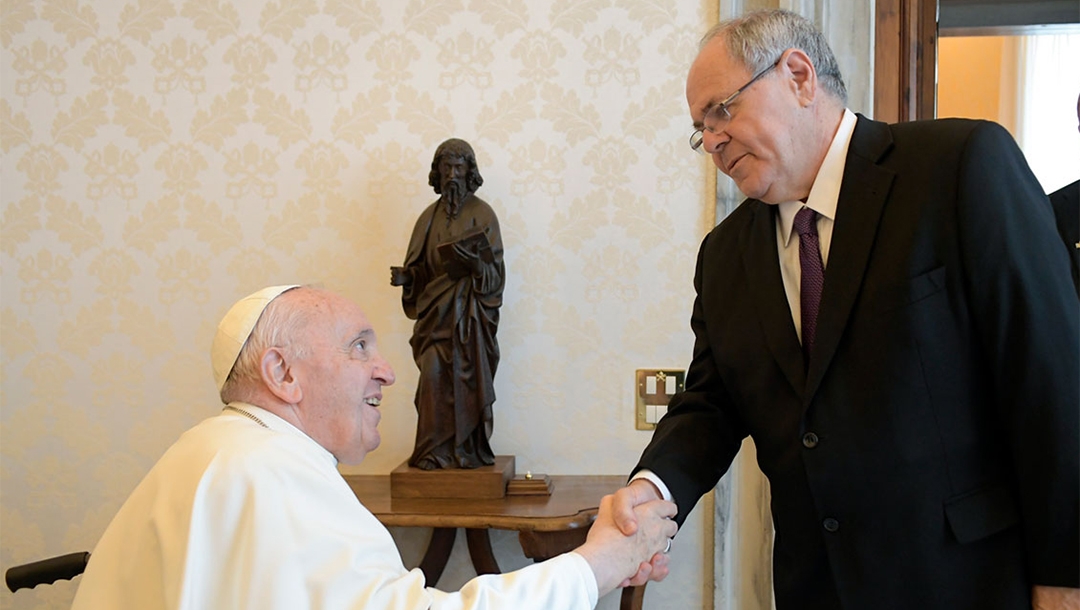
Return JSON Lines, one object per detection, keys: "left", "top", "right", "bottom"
{"left": 663, "top": 538, "right": 672, "bottom": 554}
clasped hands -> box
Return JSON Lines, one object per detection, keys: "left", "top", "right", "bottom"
{"left": 575, "top": 480, "right": 678, "bottom": 597}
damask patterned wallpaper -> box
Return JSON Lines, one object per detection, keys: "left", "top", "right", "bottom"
{"left": 0, "top": 1, "right": 712, "bottom": 608}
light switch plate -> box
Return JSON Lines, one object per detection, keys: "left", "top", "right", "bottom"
{"left": 635, "top": 369, "right": 685, "bottom": 430}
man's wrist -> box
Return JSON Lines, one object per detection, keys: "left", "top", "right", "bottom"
{"left": 630, "top": 470, "right": 672, "bottom": 502}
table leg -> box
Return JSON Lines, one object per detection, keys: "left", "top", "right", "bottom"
{"left": 465, "top": 528, "right": 501, "bottom": 575}
{"left": 419, "top": 527, "right": 456, "bottom": 586}
{"left": 620, "top": 584, "right": 646, "bottom": 610}
{"left": 518, "top": 528, "right": 588, "bottom": 561}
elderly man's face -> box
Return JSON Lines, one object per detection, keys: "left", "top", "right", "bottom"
{"left": 687, "top": 40, "right": 810, "bottom": 204}
{"left": 290, "top": 290, "right": 395, "bottom": 464}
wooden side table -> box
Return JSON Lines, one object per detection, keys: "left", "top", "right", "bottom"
{"left": 344, "top": 474, "right": 647, "bottom": 610}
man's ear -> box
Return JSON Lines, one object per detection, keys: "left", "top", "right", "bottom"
{"left": 782, "top": 48, "right": 818, "bottom": 107}
{"left": 260, "top": 347, "right": 302, "bottom": 404}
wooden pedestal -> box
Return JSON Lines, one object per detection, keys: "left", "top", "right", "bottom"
{"left": 390, "top": 455, "right": 515, "bottom": 499}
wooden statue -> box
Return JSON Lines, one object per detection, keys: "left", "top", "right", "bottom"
{"left": 390, "top": 138, "right": 504, "bottom": 470}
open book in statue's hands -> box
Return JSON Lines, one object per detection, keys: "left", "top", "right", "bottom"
{"left": 437, "top": 228, "right": 494, "bottom": 279}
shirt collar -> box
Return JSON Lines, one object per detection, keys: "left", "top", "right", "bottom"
{"left": 778, "top": 108, "right": 858, "bottom": 246}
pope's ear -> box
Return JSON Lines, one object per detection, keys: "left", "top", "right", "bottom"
{"left": 260, "top": 347, "right": 302, "bottom": 404}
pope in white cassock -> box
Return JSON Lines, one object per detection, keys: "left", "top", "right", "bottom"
{"left": 71, "top": 284, "right": 676, "bottom": 609}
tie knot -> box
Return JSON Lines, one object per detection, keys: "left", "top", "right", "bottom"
{"left": 793, "top": 207, "right": 818, "bottom": 237}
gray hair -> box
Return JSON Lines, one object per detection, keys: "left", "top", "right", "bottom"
{"left": 219, "top": 286, "right": 315, "bottom": 403}
{"left": 702, "top": 9, "right": 847, "bottom": 104}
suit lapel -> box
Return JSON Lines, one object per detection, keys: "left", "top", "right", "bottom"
{"left": 742, "top": 201, "right": 806, "bottom": 395}
{"left": 804, "top": 116, "right": 896, "bottom": 404}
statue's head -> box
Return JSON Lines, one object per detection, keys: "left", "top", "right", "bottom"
{"left": 429, "top": 138, "right": 484, "bottom": 198}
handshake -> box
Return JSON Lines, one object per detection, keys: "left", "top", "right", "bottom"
{"left": 574, "top": 480, "right": 679, "bottom": 597}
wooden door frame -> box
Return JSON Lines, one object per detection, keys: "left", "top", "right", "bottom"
{"left": 874, "top": 0, "right": 938, "bottom": 123}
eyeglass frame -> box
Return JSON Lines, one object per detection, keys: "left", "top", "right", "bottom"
{"left": 689, "top": 54, "right": 785, "bottom": 154}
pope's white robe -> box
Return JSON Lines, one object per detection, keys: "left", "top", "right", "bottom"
{"left": 71, "top": 404, "right": 598, "bottom": 609}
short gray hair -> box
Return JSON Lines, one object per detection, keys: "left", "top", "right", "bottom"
{"left": 219, "top": 286, "right": 315, "bottom": 403}
{"left": 702, "top": 9, "right": 847, "bottom": 104}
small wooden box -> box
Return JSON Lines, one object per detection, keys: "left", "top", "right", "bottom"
{"left": 390, "top": 455, "right": 516, "bottom": 499}
{"left": 507, "top": 473, "right": 554, "bottom": 496}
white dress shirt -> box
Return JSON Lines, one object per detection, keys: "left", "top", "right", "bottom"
{"left": 775, "top": 108, "right": 857, "bottom": 343}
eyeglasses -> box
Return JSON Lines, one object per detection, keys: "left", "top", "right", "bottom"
{"left": 689, "top": 56, "right": 783, "bottom": 154}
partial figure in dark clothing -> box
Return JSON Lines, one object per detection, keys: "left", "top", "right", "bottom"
{"left": 1047, "top": 93, "right": 1080, "bottom": 295}
{"left": 1050, "top": 179, "right": 1079, "bottom": 294}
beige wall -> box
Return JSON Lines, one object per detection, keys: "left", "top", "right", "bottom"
{"left": 938, "top": 35, "right": 1020, "bottom": 136}
{"left": 0, "top": 1, "right": 715, "bottom": 609}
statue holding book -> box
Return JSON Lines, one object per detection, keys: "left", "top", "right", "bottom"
{"left": 390, "top": 138, "right": 504, "bottom": 470}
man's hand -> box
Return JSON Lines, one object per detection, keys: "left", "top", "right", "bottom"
{"left": 575, "top": 494, "right": 677, "bottom": 597}
{"left": 612, "top": 478, "right": 664, "bottom": 536}
{"left": 619, "top": 548, "right": 671, "bottom": 588}
{"left": 609, "top": 478, "right": 673, "bottom": 587}
{"left": 1033, "top": 585, "right": 1080, "bottom": 610}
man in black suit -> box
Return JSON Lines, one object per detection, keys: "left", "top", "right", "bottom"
{"left": 1048, "top": 94, "right": 1079, "bottom": 294}
{"left": 1051, "top": 178, "right": 1079, "bottom": 293}
{"left": 614, "top": 10, "right": 1078, "bottom": 610}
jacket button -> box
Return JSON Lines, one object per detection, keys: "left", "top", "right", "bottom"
{"left": 802, "top": 432, "right": 819, "bottom": 448}
{"left": 823, "top": 517, "right": 840, "bottom": 532}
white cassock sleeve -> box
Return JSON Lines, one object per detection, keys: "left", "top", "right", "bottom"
{"left": 72, "top": 414, "right": 599, "bottom": 610}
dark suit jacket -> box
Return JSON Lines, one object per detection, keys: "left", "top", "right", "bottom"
{"left": 1049, "top": 179, "right": 1079, "bottom": 294}
{"left": 634, "top": 116, "right": 1079, "bottom": 610}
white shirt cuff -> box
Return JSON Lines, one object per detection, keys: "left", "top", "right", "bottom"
{"left": 629, "top": 470, "right": 673, "bottom": 502}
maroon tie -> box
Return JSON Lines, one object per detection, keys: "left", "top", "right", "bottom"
{"left": 793, "top": 207, "right": 824, "bottom": 358}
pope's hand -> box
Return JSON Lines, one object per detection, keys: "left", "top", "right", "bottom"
{"left": 576, "top": 493, "right": 677, "bottom": 596}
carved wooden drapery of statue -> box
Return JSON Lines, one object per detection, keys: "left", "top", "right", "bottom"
{"left": 390, "top": 138, "right": 504, "bottom": 470}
